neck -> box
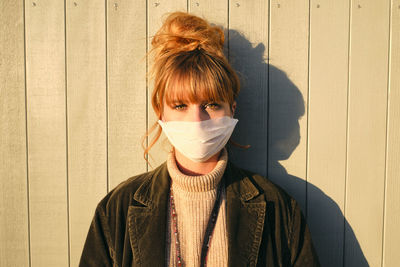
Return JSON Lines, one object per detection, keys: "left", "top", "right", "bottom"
{"left": 174, "top": 148, "right": 221, "bottom": 176}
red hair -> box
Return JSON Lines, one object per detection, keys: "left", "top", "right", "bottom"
{"left": 143, "top": 12, "right": 241, "bottom": 162}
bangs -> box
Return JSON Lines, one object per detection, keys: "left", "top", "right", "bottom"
{"left": 163, "top": 51, "right": 235, "bottom": 106}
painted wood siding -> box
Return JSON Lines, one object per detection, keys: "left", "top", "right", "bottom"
{"left": 0, "top": 1, "right": 398, "bottom": 266}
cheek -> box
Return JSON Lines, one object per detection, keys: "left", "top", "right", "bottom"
{"left": 161, "top": 105, "right": 169, "bottom": 121}
{"left": 222, "top": 104, "right": 233, "bottom": 116}
{"left": 162, "top": 105, "right": 182, "bottom": 121}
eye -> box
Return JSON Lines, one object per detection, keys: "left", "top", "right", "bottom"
{"left": 204, "top": 102, "right": 221, "bottom": 110}
{"left": 173, "top": 103, "right": 187, "bottom": 110}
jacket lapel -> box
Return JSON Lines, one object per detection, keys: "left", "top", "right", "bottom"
{"left": 127, "top": 163, "right": 170, "bottom": 267}
{"left": 225, "top": 162, "right": 267, "bottom": 267}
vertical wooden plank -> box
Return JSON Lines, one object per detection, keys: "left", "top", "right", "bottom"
{"left": 307, "top": 1, "right": 349, "bottom": 266}
{"left": 0, "top": 1, "right": 29, "bottom": 266}
{"left": 268, "top": 0, "right": 309, "bottom": 210}
{"left": 345, "top": 0, "right": 390, "bottom": 266}
{"left": 383, "top": 0, "right": 400, "bottom": 266}
{"left": 228, "top": 0, "right": 269, "bottom": 176}
{"left": 66, "top": 0, "right": 107, "bottom": 266}
{"left": 107, "top": 1, "right": 147, "bottom": 189}
{"left": 25, "top": 0, "right": 68, "bottom": 266}
{"left": 147, "top": 0, "right": 187, "bottom": 169}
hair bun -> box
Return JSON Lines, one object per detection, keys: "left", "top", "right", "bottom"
{"left": 151, "top": 12, "right": 225, "bottom": 58}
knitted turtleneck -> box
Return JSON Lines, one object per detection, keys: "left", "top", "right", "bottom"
{"left": 166, "top": 148, "right": 229, "bottom": 267}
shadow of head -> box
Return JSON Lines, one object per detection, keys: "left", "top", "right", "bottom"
{"left": 226, "top": 28, "right": 369, "bottom": 267}
{"left": 227, "top": 29, "right": 304, "bottom": 172}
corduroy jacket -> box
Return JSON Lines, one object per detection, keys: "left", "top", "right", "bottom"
{"left": 79, "top": 160, "right": 320, "bottom": 267}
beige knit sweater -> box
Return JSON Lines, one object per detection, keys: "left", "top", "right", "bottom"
{"left": 166, "top": 148, "right": 228, "bottom": 267}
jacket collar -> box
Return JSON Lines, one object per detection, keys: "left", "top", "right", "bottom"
{"left": 127, "top": 160, "right": 266, "bottom": 267}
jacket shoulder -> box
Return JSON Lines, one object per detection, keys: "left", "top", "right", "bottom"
{"left": 229, "top": 161, "right": 299, "bottom": 211}
{"left": 96, "top": 162, "right": 168, "bottom": 215}
{"left": 229, "top": 163, "right": 321, "bottom": 266}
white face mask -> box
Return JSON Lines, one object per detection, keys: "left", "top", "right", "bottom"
{"left": 158, "top": 116, "right": 238, "bottom": 162}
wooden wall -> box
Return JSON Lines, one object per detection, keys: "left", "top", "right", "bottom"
{"left": 1, "top": 0, "right": 398, "bottom": 266}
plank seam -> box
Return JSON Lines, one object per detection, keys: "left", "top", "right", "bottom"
{"left": 64, "top": 0, "right": 71, "bottom": 266}
{"left": 266, "top": 0, "right": 270, "bottom": 178}
{"left": 343, "top": 1, "right": 353, "bottom": 266}
{"left": 23, "top": 0, "right": 32, "bottom": 266}
{"left": 267, "top": 0, "right": 271, "bottom": 179}
{"left": 305, "top": 0, "right": 311, "bottom": 220}
{"left": 146, "top": 0, "right": 149, "bottom": 172}
{"left": 227, "top": 0, "right": 230, "bottom": 61}
{"left": 105, "top": 0, "right": 110, "bottom": 194}
{"left": 381, "top": 1, "right": 393, "bottom": 266}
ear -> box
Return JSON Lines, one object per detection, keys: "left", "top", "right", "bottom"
{"left": 231, "top": 101, "right": 237, "bottom": 116}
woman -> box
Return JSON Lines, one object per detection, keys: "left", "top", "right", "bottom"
{"left": 80, "top": 12, "right": 320, "bottom": 267}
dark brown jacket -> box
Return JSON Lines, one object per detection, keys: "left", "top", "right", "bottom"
{"left": 80, "top": 160, "right": 320, "bottom": 267}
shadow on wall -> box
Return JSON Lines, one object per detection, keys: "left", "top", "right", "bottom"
{"left": 226, "top": 29, "right": 369, "bottom": 267}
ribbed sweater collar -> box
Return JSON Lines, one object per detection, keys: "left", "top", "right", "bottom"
{"left": 167, "top": 148, "right": 228, "bottom": 193}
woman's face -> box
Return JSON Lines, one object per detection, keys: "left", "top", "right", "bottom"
{"left": 162, "top": 98, "right": 236, "bottom": 122}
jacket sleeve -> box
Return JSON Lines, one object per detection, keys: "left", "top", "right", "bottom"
{"left": 79, "top": 204, "right": 114, "bottom": 267}
{"left": 289, "top": 199, "right": 321, "bottom": 267}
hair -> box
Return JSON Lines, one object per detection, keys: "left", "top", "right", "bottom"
{"left": 142, "top": 11, "right": 243, "bottom": 163}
